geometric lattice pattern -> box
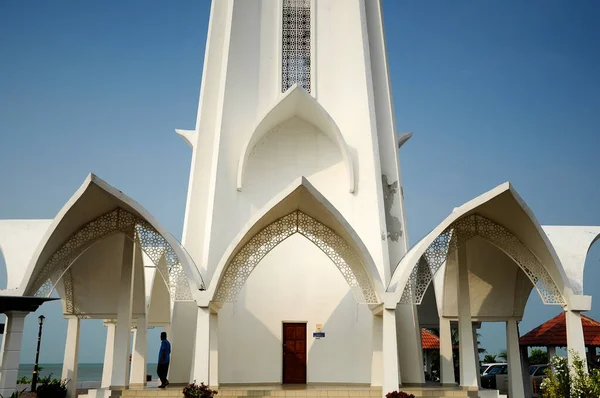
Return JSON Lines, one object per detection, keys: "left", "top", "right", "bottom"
{"left": 282, "top": 0, "right": 311, "bottom": 93}
{"left": 31, "top": 208, "right": 200, "bottom": 315}
{"left": 399, "top": 214, "right": 565, "bottom": 306}
{"left": 213, "top": 211, "right": 378, "bottom": 304}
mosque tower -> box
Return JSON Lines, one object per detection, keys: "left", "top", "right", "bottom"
{"left": 176, "top": 0, "right": 422, "bottom": 389}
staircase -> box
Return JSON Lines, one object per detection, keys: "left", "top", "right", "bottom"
{"left": 81, "top": 385, "right": 481, "bottom": 398}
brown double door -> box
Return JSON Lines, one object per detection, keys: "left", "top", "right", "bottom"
{"left": 282, "top": 323, "right": 307, "bottom": 384}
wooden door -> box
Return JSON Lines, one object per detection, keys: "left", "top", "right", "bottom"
{"left": 282, "top": 323, "right": 307, "bottom": 384}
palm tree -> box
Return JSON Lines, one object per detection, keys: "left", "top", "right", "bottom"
{"left": 483, "top": 354, "right": 497, "bottom": 363}
{"left": 497, "top": 349, "right": 508, "bottom": 361}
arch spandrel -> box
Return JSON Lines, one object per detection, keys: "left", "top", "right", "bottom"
{"left": 390, "top": 182, "right": 574, "bottom": 308}
{"left": 213, "top": 210, "right": 378, "bottom": 305}
{"left": 30, "top": 208, "right": 196, "bottom": 305}
{"left": 400, "top": 214, "right": 565, "bottom": 306}
{"left": 237, "top": 84, "right": 355, "bottom": 193}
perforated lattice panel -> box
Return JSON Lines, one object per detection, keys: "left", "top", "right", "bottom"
{"left": 399, "top": 214, "right": 564, "bottom": 305}
{"left": 282, "top": 0, "right": 311, "bottom": 92}
{"left": 213, "top": 211, "right": 378, "bottom": 304}
{"left": 32, "top": 208, "right": 199, "bottom": 316}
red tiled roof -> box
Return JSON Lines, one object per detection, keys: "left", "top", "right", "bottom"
{"left": 520, "top": 312, "right": 600, "bottom": 347}
{"left": 422, "top": 329, "right": 440, "bottom": 349}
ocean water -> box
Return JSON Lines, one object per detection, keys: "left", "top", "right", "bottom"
{"left": 18, "top": 363, "right": 159, "bottom": 382}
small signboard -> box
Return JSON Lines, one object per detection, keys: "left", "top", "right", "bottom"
{"left": 313, "top": 332, "right": 325, "bottom": 339}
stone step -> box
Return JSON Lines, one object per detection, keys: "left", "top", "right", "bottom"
{"left": 116, "top": 387, "right": 475, "bottom": 398}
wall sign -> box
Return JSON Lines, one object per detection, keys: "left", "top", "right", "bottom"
{"left": 313, "top": 332, "right": 325, "bottom": 338}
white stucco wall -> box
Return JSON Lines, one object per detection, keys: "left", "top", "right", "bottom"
{"left": 182, "top": 0, "right": 394, "bottom": 289}
{"left": 218, "top": 235, "right": 373, "bottom": 384}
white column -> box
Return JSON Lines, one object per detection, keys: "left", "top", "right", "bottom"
{"left": 547, "top": 346, "right": 556, "bottom": 360}
{"left": 130, "top": 316, "right": 147, "bottom": 386}
{"left": 439, "top": 317, "right": 455, "bottom": 386}
{"left": 506, "top": 320, "right": 525, "bottom": 398}
{"left": 101, "top": 321, "right": 116, "bottom": 388}
{"left": 169, "top": 301, "right": 199, "bottom": 383}
{"left": 209, "top": 313, "right": 219, "bottom": 387}
{"left": 457, "top": 245, "right": 478, "bottom": 388}
{"left": 396, "top": 305, "right": 425, "bottom": 384}
{"left": 521, "top": 346, "right": 533, "bottom": 398}
{"left": 109, "top": 235, "right": 136, "bottom": 388}
{"left": 192, "top": 306, "right": 211, "bottom": 384}
{"left": 62, "top": 317, "right": 80, "bottom": 398}
{"left": 382, "top": 308, "right": 400, "bottom": 397}
{"left": 0, "top": 311, "right": 28, "bottom": 397}
{"left": 566, "top": 310, "right": 587, "bottom": 369}
{"left": 473, "top": 325, "right": 481, "bottom": 388}
{"left": 371, "top": 315, "right": 383, "bottom": 387}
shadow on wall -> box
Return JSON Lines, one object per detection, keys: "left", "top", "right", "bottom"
{"left": 218, "top": 288, "right": 283, "bottom": 384}
{"left": 307, "top": 290, "right": 372, "bottom": 384}
{"left": 244, "top": 116, "right": 345, "bottom": 211}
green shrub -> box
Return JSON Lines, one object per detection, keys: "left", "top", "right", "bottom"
{"left": 540, "top": 351, "right": 600, "bottom": 398}
{"left": 35, "top": 373, "right": 68, "bottom": 398}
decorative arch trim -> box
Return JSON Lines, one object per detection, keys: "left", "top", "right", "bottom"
{"left": 390, "top": 182, "right": 573, "bottom": 306}
{"left": 213, "top": 210, "right": 378, "bottom": 304}
{"left": 399, "top": 214, "right": 565, "bottom": 306}
{"left": 19, "top": 174, "right": 204, "bottom": 301}
{"left": 543, "top": 226, "right": 600, "bottom": 295}
{"left": 236, "top": 84, "right": 355, "bottom": 193}
{"left": 31, "top": 208, "right": 195, "bottom": 310}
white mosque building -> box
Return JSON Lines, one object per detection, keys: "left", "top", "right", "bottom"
{"left": 0, "top": 1, "right": 598, "bottom": 398}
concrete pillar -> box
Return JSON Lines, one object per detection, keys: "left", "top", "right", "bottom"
{"left": 396, "top": 305, "right": 425, "bottom": 385}
{"left": 547, "top": 346, "right": 556, "bottom": 360}
{"left": 590, "top": 347, "right": 597, "bottom": 364}
{"left": 424, "top": 351, "right": 431, "bottom": 377}
{"left": 192, "top": 306, "right": 211, "bottom": 384}
{"left": 473, "top": 325, "right": 481, "bottom": 388}
{"left": 566, "top": 310, "right": 587, "bottom": 369}
{"left": 0, "top": 311, "right": 28, "bottom": 397}
{"left": 457, "top": 245, "right": 478, "bottom": 388}
{"left": 383, "top": 308, "right": 401, "bottom": 396}
{"left": 506, "top": 320, "right": 525, "bottom": 398}
{"left": 130, "top": 316, "right": 147, "bottom": 386}
{"left": 110, "top": 235, "right": 136, "bottom": 388}
{"left": 169, "top": 301, "right": 198, "bottom": 383}
{"left": 101, "top": 321, "right": 116, "bottom": 388}
{"left": 62, "top": 317, "right": 80, "bottom": 398}
{"left": 439, "top": 317, "right": 455, "bottom": 386}
{"left": 521, "top": 346, "right": 533, "bottom": 398}
{"left": 371, "top": 314, "right": 383, "bottom": 387}
{"left": 209, "top": 313, "right": 219, "bottom": 387}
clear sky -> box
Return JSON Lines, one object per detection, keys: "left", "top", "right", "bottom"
{"left": 0, "top": 0, "right": 599, "bottom": 364}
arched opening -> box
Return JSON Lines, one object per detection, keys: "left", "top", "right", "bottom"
{"left": 400, "top": 214, "right": 565, "bottom": 306}
{"left": 218, "top": 232, "right": 374, "bottom": 384}
{"left": 213, "top": 210, "right": 378, "bottom": 305}
{"left": 29, "top": 208, "right": 196, "bottom": 304}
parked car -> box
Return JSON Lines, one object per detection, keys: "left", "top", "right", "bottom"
{"left": 480, "top": 363, "right": 508, "bottom": 376}
{"left": 481, "top": 364, "right": 509, "bottom": 393}
{"left": 481, "top": 363, "right": 549, "bottom": 396}
{"left": 530, "top": 364, "right": 548, "bottom": 397}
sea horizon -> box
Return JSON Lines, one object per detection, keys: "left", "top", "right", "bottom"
{"left": 18, "top": 363, "right": 159, "bottom": 383}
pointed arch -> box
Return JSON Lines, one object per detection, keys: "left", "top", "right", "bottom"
{"left": 543, "top": 226, "right": 600, "bottom": 295}
{"left": 237, "top": 84, "right": 355, "bottom": 193}
{"left": 207, "top": 177, "right": 383, "bottom": 305}
{"left": 400, "top": 214, "right": 564, "bottom": 306}
{"left": 213, "top": 210, "right": 377, "bottom": 304}
{"left": 390, "top": 182, "right": 573, "bottom": 307}
{"left": 18, "top": 174, "right": 204, "bottom": 303}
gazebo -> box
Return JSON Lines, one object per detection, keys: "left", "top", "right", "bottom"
{"left": 520, "top": 312, "right": 600, "bottom": 365}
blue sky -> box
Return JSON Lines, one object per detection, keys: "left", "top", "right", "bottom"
{"left": 0, "top": 0, "right": 599, "bottom": 364}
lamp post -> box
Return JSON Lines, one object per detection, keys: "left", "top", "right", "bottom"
{"left": 31, "top": 315, "right": 45, "bottom": 392}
